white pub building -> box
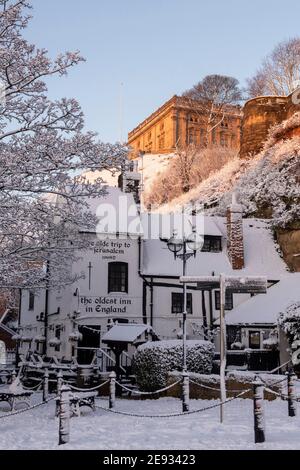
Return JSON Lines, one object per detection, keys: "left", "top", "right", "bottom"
{"left": 17, "top": 166, "right": 290, "bottom": 370}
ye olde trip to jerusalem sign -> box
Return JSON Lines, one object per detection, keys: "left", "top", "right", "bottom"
{"left": 91, "top": 240, "right": 132, "bottom": 260}
{"left": 80, "top": 296, "right": 133, "bottom": 315}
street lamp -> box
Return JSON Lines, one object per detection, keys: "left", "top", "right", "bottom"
{"left": 165, "top": 227, "right": 202, "bottom": 376}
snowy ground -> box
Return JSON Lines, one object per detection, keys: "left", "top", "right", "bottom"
{"left": 1, "top": 393, "right": 300, "bottom": 450}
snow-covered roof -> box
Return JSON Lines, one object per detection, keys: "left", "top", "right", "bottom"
{"left": 80, "top": 187, "right": 143, "bottom": 236}
{"left": 222, "top": 274, "right": 300, "bottom": 326}
{"left": 102, "top": 324, "right": 154, "bottom": 343}
{"left": 142, "top": 218, "right": 288, "bottom": 278}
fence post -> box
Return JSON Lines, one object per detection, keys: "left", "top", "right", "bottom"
{"left": 57, "top": 369, "right": 63, "bottom": 394}
{"left": 182, "top": 371, "right": 190, "bottom": 413}
{"left": 109, "top": 371, "right": 116, "bottom": 409}
{"left": 287, "top": 369, "right": 297, "bottom": 417}
{"left": 43, "top": 368, "right": 49, "bottom": 402}
{"left": 11, "top": 369, "right": 16, "bottom": 383}
{"left": 58, "top": 384, "right": 71, "bottom": 446}
{"left": 253, "top": 376, "right": 265, "bottom": 444}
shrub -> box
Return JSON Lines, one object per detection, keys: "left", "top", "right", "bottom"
{"left": 132, "top": 340, "right": 215, "bottom": 392}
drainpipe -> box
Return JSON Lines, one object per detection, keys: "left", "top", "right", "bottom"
{"left": 16, "top": 288, "right": 22, "bottom": 367}
{"left": 142, "top": 281, "right": 147, "bottom": 325}
{"left": 150, "top": 277, "right": 154, "bottom": 328}
{"left": 209, "top": 289, "right": 213, "bottom": 329}
{"left": 43, "top": 259, "right": 50, "bottom": 357}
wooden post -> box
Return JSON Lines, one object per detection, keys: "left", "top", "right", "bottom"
{"left": 57, "top": 369, "right": 63, "bottom": 394}
{"left": 219, "top": 274, "right": 227, "bottom": 423}
{"left": 287, "top": 369, "right": 297, "bottom": 417}
{"left": 43, "top": 368, "right": 49, "bottom": 402}
{"left": 11, "top": 369, "right": 17, "bottom": 383}
{"left": 253, "top": 377, "right": 265, "bottom": 443}
{"left": 182, "top": 371, "right": 190, "bottom": 413}
{"left": 58, "top": 384, "right": 71, "bottom": 446}
{"left": 109, "top": 371, "right": 116, "bottom": 409}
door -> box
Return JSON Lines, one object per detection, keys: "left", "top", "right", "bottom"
{"left": 77, "top": 325, "right": 101, "bottom": 365}
{"left": 249, "top": 330, "right": 261, "bottom": 350}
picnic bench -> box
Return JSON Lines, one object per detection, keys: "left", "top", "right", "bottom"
{"left": 55, "top": 391, "right": 97, "bottom": 418}
{"left": 0, "top": 390, "right": 32, "bottom": 411}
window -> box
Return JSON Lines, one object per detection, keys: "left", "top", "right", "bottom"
{"left": 108, "top": 262, "right": 128, "bottom": 293}
{"left": 212, "top": 129, "right": 216, "bottom": 145}
{"left": 171, "top": 292, "right": 193, "bottom": 314}
{"left": 55, "top": 325, "right": 61, "bottom": 352}
{"left": 188, "top": 130, "right": 195, "bottom": 144}
{"left": 201, "top": 236, "right": 222, "bottom": 253}
{"left": 158, "top": 136, "right": 165, "bottom": 149}
{"left": 200, "top": 129, "right": 205, "bottom": 145}
{"left": 28, "top": 291, "right": 35, "bottom": 311}
{"left": 215, "top": 290, "right": 233, "bottom": 310}
{"left": 220, "top": 132, "right": 225, "bottom": 147}
{"left": 249, "top": 330, "right": 261, "bottom": 349}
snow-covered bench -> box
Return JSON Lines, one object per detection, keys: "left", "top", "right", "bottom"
{"left": 0, "top": 390, "right": 32, "bottom": 411}
{"left": 55, "top": 391, "right": 97, "bottom": 418}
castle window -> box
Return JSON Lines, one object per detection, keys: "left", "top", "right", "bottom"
{"left": 172, "top": 292, "right": 193, "bottom": 314}
{"left": 212, "top": 129, "right": 216, "bottom": 145}
{"left": 108, "top": 262, "right": 128, "bottom": 293}
{"left": 215, "top": 291, "right": 233, "bottom": 311}
{"left": 148, "top": 132, "right": 151, "bottom": 142}
{"left": 200, "top": 129, "right": 205, "bottom": 145}
{"left": 160, "top": 122, "right": 164, "bottom": 131}
{"left": 158, "top": 137, "right": 165, "bottom": 150}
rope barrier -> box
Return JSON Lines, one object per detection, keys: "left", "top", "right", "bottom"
{"left": 259, "top": 376, "right": 287, "bottom": 388}
{"left": 114, "top": 380, "right": 182, "bottom": 396}
{"left": 188, "top": 378, "right": 250, "bottom": 394}
{"left": 94, "top": 389, "right": 251, "bottom": 418}
{"left": 0, "top": 396, "right": 56, "bottom": 420}
{"left": 65, "top": 380, "right": 110, "bottom": 393}
{"left": 21, "top": 381, "right": 43, "bottom": 391}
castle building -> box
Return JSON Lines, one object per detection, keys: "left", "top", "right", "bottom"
{"left": 128, "top": 96, "right": 242, "bottom": 155}
{"left": 240, "top": 92, "right": 300, "bottom": 158}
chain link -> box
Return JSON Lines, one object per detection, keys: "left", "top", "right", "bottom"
{"left": 95, "top": 389, "right": 251, "bottom": 418}
{"left": 65, "top": 380, "right": 110, "bottom": 393}
{"left": 115, "top": 380, "right": 182, "bottom": 396}
{"left": 0, "top": 396, "right": 56, "bottom": 420}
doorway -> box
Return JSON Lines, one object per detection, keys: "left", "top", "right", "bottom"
{"left": 77, "top": 325, "right": 101, "bottom": 365}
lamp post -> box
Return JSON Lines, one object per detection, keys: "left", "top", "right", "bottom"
{"left": 165, "top": 228, "right": 202, "bottom": 373}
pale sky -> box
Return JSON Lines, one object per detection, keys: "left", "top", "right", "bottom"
{"left": 26, "top": 0, "right": 300, "bottom": 143}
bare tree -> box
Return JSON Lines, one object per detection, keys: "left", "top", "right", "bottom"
{"left": 0, "top": 1, "right": 127, "bottom": 289}
{"left": 144, "top": 145, "right": 237, "bottom": 207}
{"left": 182, "top": 74, "right": 242, "bottom": 145}
{"left": 247, "top": 38, "right": 300, "bottom": 97}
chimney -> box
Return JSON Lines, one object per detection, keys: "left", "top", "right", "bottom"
{"left": 227, "top": 193, "right": 245, "bottom": 270}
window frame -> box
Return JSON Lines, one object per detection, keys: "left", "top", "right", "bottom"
{"left": 108, "top": 262, "right": 128, "bottom": 294}
{"left": 215, "top": 290, "right": 233, "bottom": 311}
{"left": 248, "top": 330, "right": 261, "bottom": 350}
{"left": 171, "top": 292, "right": 193, "bottom": 315}
{"left": 201, "top": 235, "right": 222, "bottom": 253}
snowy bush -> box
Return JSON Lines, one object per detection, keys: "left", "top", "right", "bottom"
{"left": 278, "top": 302, "right": 300, "bottom": 344}
{"left": 132, "top": 340, "right": 215, "bottom": 392}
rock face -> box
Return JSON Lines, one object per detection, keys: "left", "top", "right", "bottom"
{"left": 276, "top": 227, "right": 300, "bottom": 272}
{"left": 239, "top": 93, "right": 300, "bottom": 159}
{"left": 240, "top": 96, "right": 288, "bottom": 158}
